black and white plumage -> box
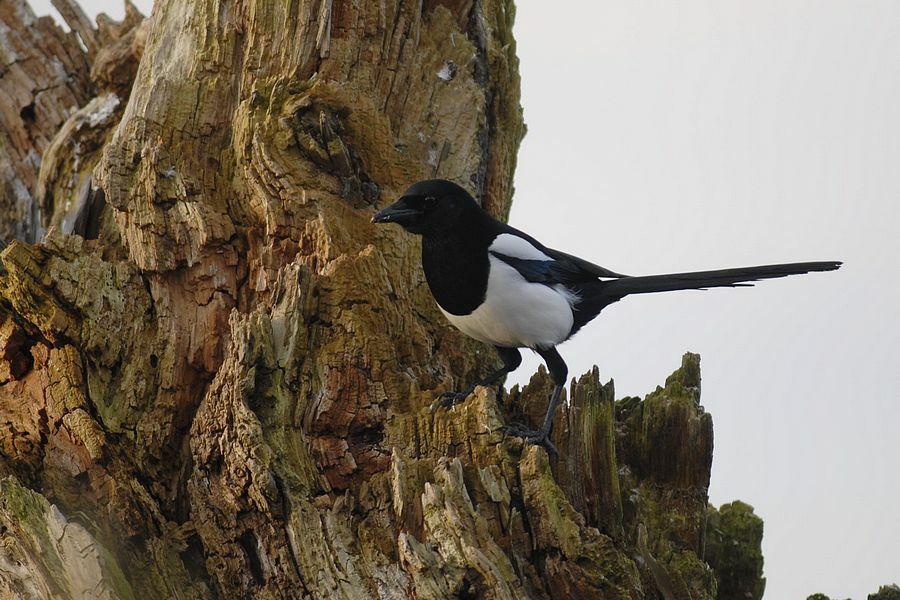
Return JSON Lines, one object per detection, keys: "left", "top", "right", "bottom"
{"left": 373, "top": 179, "right": 841, "bottom": 451}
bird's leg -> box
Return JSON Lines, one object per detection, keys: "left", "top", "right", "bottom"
{"left": 434, "top": 346, "right": 522, "bottom": 409}
{"left": 502, "top": 346, "right": 567, "bottom": 457}
{"left": 503, "top": 384, "right": 562, "bottom": 456}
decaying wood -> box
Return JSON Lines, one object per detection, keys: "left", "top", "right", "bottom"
{"left": 0, "top": 1, "right": 93, "bottom": 242}
{"left": 0, "top": 0, "right": 146, "bottom": 246}
{"left": 0, "top": 1, "right": 766, "bottom": 598}
{"left": 50, "top": 0, "right": 99, "bottom": 56}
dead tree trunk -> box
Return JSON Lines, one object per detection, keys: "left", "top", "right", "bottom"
{"left": 0, "top": 1, "right": 764, "bottom": 598}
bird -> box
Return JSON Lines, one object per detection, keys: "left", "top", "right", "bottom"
{"left": 372, "top": 178, "right": 841, "bottom": 453}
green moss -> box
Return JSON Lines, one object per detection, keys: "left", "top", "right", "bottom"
{"left": 524, "top": 448, "right": 583, "bottom": 558}
{"left": 870, "top": 585, "right": 900, "bottom": 600}
{"left": 0, "top": 477, "right": 66, "bottom": 581}
{"left": 668, "top": 549, "right": 718, "bottom": 599}
{"left": 0, "top": 476, "right": 138, "bottom": 599}
{"left": 91, "top": 541, "right": 137, "bottom": 600}
{"left": 705, "top": 501, "right": 766, "bottom": 600}
{"left": 665, "top": 352, "right": 701, "bottom": 391}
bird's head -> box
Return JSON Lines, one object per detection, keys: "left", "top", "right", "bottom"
{"left": 372, "top": 179, "right": 479, "bottom": 236}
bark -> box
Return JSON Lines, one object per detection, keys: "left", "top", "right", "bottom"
{"left": 0, "top": 0, "right": 93, "bottom": 242}
{"left": 1, "top": 1, "right": 758, "bottom": 598}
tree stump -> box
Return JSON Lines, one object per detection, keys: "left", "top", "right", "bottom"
{"left": 0, "top": 1, "right": 762, "bottom": 597}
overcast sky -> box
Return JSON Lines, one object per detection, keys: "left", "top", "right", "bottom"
{"left": 511, "top": 2, "right": 899, "bottom": 598}
{"left": 31, "top": 0, "right": 899, "bottom": 598}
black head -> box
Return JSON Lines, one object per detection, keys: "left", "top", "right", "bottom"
{"left": 372, "top": 179, "right": 481, "bottom": 237}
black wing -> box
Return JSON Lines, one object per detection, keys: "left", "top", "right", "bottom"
{"left": 541, "top": 247, "right": 628, "bottom": 280}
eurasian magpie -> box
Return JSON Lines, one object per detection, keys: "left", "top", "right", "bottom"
{"left": 373, "top": 179, "right": 841, "bottom": 451}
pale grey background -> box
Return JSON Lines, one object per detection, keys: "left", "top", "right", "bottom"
{"left": 511, "top": 2, "right": 899, "bottom": 598}
{"left": 30, "top": 0, "right": 899, "bottom": 598}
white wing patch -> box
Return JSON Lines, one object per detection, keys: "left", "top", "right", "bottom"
{"left": 488, "top": 233, "right": 553, "bottom": 261}
{"left": 440, "top": 255, "right": 574, "bottom": 349}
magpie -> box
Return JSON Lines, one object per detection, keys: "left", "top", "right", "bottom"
{"left": 373, "top": 179, "right": 841, "bottom": 451}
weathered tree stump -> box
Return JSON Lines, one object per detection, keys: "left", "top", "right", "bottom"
{"left": 0, "top": 1, "right": 764, "bottom": 598}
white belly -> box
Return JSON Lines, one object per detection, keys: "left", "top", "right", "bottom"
{"left": 439, "top": 256, "right": 575, "bottom": 349}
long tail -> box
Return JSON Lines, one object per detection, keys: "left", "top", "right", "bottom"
{"left": 570, "top": 261, "right": 841, "bottom": 333}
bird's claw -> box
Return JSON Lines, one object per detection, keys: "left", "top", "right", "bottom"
{"left": 501, "top": 423, "right": 558, "bottom": 458}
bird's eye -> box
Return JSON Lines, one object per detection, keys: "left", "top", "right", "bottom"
{"left": 423, "top": 196, "right": 436, "bottom": 210}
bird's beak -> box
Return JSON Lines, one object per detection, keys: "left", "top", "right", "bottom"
{"left": 371, "top": 202, "right": 422, "bottom": 224}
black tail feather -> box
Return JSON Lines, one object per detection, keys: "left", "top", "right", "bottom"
{"left": 570, "top": 261, "right": 842, "bottom": 334}
{"left": 602, "top": 261, "right": 842, "bottom": 297}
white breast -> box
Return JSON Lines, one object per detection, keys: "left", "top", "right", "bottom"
{"left": 440, "top": 254, "right": 575, "bottom": 349}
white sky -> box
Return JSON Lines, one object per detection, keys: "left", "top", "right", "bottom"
{"left": 30, "top": 0, "right": 900, "bottom": 598}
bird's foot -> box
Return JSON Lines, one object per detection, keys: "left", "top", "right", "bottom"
{"left": 501, "top": 423, "right": 558, "bottom": 458}
{"left": 430, "top": 390, "right": 472, "bottom": 411}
